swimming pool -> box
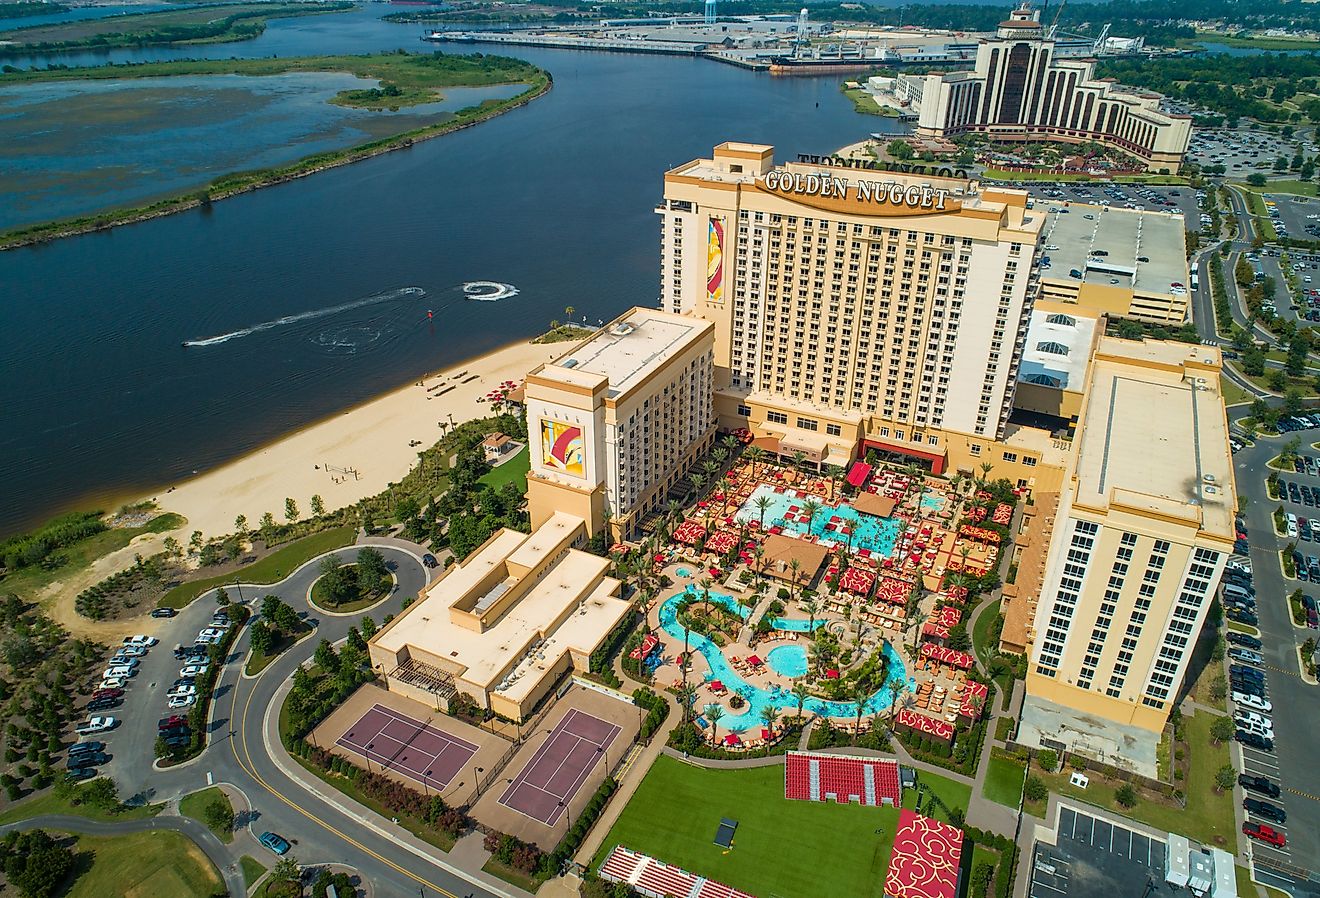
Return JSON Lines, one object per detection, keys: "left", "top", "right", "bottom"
{"left": 658, "top": 586, "right": 909, "bottom": 732}
{"left": 766, "top": 644, "right": 808, "bottom": 677}
{"left": 676, "top": 567, "right": 694, "bottom": 578}
{"left": 920, "top": 492, "right": 946, "bottom": 513}
{"left": 734, "top": 484, "right": 903, "bottom": 558}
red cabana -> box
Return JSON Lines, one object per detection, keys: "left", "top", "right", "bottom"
{"left": 958, "top": 680, "right": 990, "bottom": 721}
{"left": 992, "top": 503, "right": 1014, "bottom": 525}
{"left": 895, "top": 707, "right": 955, "bottom": 742}
{"left": 920, "top": 643, "right": 975, "bottom": 670}
{"left": 922, "top": 621, "right": 950, "bottom": 641}
{"left": 724, "top": 733, "right": 742, "bottom": 746}
{"left": 885, "top": 808, "right": 963, "bottom": 898}
{"left": 705, "top": 530, "right": 738, "bottom": 555}
{"left": 875, "top": 576, "right": 911, "bottom": 605}
{"left": 937, "top": 606, "right": 962, "bottom": 628}
{"left": 838, "top": 566, "right": 876, "bottom": 596}
{"left": 629, "top": 633, "right": 660, "bottom": 660}
{"left": 673, "top": 521, "right": 707, "bottom": 545}
{"left": 824, "top": 668, "right": 841, "bottom": 679}
{"left": 746, "top": 654, "right": 763, "bottom": 667}
{"left": 846, "top": 461, "right": 872, "bottom": 488}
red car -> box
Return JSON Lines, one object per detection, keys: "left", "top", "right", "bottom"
{"left": 157, "top": 715, "right": 186, "bottom": 730}
{"left": 1243, "top": 822, "right": 1286, "bottom": 847}
{"left": 92, "top": 688, "right": 124, "bottom": 700}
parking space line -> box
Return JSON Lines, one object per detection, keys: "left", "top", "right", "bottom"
{"left": 1285, "top": 787, "right": 1320, "bottom": 803}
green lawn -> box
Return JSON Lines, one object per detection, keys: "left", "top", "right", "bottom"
{"left": 981, "top": 755, "right": 1026, "bottom": 808}
{"left": 593, "top": 756, "right": 908, "bottom": 898}
{"left": 903, "top": 769, "right": 972, "bottom": 819}
{"left": 244, "top": 620, "right": 313, "bottom": 676}
{"left": 0, "top": 512, "right": 184, "bottom": 604}
{"left": 0, "top": 786, "right": 161, "bottom": 825}
{"left": 178, "top": 786, "right": 234, "bottom": 843}
{"left": 241, "top": 855, "right": 268, "bottom": 889}
{"left": 61, "top": 830, "right": 222, "bottom": 898}
{"left": 309, "top": 563, "right": 389, "bottom": 614}
{"left": 1238, "top": 179, "right": 1320, "bottom": 198}
{"left": 1221, "top": 375, "right": 1253, "bottom": 407}
{"left": 479, "top": 445, "right": 529, "bottom": 492}
{"left": 971, "top": 599, "right": 1001, "bottom": 668}
{"left": 980, "top": 167, "right": 1188, "bottom": 185}
{"left": 158, "top": 526, "right": 356, "bottom": 608}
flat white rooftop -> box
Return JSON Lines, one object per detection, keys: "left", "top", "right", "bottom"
{"left": 1039, "top": 202, "right": 1187, "bottom": 298}
{"left": 551, "top": 308, "right": 707, "bottom": 399}
{"left": 1072, "top": 337, "right": 1234, "bottom": 539}
{"left": 1019, "top": 307, "right": 1098, "bottom": 391}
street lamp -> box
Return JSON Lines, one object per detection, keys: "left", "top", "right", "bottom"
{"left": 472, "top": 765, "right": 485, "bottom": 800}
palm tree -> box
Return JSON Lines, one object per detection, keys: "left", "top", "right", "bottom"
{"left": 803, "top": 499, "right": 822, "bottom": 536}
{"left": 802, "top": 598, "right": 820, "bottom": 633}
{"left": 822, "top": 463, "right": 843, "bottom": 502}
{"left": 707, "top": 703, "right": 725, "bottom": 745}
{"left": 790, "top": 449, "right": 807, "bottom": 478}
{"left": 698, "top": 576, "right": 715, "bottom": 614}
{"left": 759, "top": 704, "right": 780, "bottom": 737}
{"left": 853, "top": 688, "right": 868, "bottom": 744}
{"left": 978, "top": 461, "right": 993, "bottom": 487}
{"left": 755, "top": 494, "right": 773, "bottom": 529}
{"left": 792, "top": 681, "right": 811, "bottom": 720}
{"left": 689, "top": 472, "right": 705, "bottom": 498}
{"left": 753, "top": 544, "right": 766, "bottom": 592}
{"left": 907, "top": 463, "right": 926, "bottom": 514}
{"left": 909, "top": 608, "right": 929, "bottom": 656}
{"left": 746, "top": 445, "right": 765, "bottom": 481}
{"left": 721, "top": 433, "right": 739, "bottom": 456}
{"left": 712, "top": 446, "right": 729, "bottom": 471}
{"left": 676, "top": 682, "right": 697, "bottom": 724}
{"left": 788, "top": 559, "right": 803, "bottom": 604}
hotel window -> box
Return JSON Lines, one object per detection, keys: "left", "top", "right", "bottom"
{"left": 969, "top": 444, "right": 981, "bottom": 456}
{"left": 826, "top": 423, "right": 841, "bottom": 437}
{"left": 767, "top": 411, "right": 788, "bottom": 425}
{"left": 927, "top": 435, "right": 938, "bottom": 446}
{"left": 737, "top": 404, "right": 751, "bottom": 417}
{"left": 895, "top": 431, "right": 905, "bottom": 441}
{"left": 797, "top": 417, "right": 818, "bottom": 431}
{"left": 1022, "top": 456, "right": 1037, "bottom": 467}
{"left": 1002, "top": 452, "right": 1018, "bottom": 463}
{"left": 880, "top": 427, "right": 890, "bottom": 437}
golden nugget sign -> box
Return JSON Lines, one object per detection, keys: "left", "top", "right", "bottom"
{"left": 761, "top": 168, "right": 954, "bottom": 212}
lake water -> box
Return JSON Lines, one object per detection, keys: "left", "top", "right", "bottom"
{"left": 0, "top": 5, "right": 906, "bottom": 537}
{"left": 0, "top": 73, "right": 524, "bottom": 230}
{"left": 0, "top": 3, "right": 175, "bottom": 32}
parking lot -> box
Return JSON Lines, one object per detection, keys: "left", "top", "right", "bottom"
{"left": 1265, "top": 194, "right": 1320, "bottom": 243}
{"left": 1014, "top": 182, "right": 1205, "bottom": 234}
{"left": 1187, "top": 127, "right": 1315, "bottom": 179}
{"left": 1231, "top": 430, "right": 1320, "bottom": 875}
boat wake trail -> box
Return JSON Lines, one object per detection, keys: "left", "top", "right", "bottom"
{"left": 182, "top": 287, "right": 426, "bottom": 347}
{"left": 462, "top": 281, "right": 519, "bottom": 302}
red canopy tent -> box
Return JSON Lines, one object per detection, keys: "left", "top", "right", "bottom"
{"left": 958, "top": 680, "right": 990, "bottom": 721}
{"left": 838, "top": 566, "right": 876, "bottom": 596}
{"left": 922, "top": 621, "right": 950, "bottom": 641}
{"left": 846, "top": 461, "right": 872, "bottom": 488}
{"left": 920, "top": 643, "right": 975, "bottom": 670}
{"left": 875, "top": 576, "right": 910, "bottom": 605}
{"left": 705, "top": 530, "right": 738, "bottom": 555}
{"left": 724, "top": 733, "right": 742, "bottom": 746}
{"left": 824, "top": 668, "right": 841, "bottom": 679}
{"left": 936, "top": 606, "right": 962, "bottom": 628}
{"left": 992, "top": 503, "right": 1014, "bottom": 525}
{"left": 884, "top": 808, "right": 963, "bottom": 898}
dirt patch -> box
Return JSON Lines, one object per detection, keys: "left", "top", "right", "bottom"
{"left": 40, "top": 532, "right": 171, "bottom": 641}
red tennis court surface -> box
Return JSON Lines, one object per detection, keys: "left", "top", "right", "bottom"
{"left": 498, "top": 709, "right": 621, "bottom": 825}
{"left": 336, "top": 704, "right": 478, "bottom": 790}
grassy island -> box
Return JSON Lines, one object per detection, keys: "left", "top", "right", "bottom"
{"left": 0, "top": 51, "right": 551, "bottom": 249}
{"left": 0, "top": 2, "right": 354, "bottom": 53}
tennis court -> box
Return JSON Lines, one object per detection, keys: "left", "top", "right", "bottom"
{"left": 336, "top": 704, "right": 478, "bottom": 790}
{"left": 498, "top": 708, "right": 621, "bottom": 825}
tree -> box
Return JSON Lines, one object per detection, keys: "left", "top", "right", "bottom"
{"left": 271, "top": 855, "right": 300, "bottom": 885}
{"left": 0, "top": 829, "right": 74, "bottom": 898}
{"left": 189, "top": 530, "right": 204, "bottom": 554}
{"left": 1210, "top": 713, "right": 1236, "bottom": 744}
{"left": 1036, "top": 748, "right": 1058, "bottom": 773}
{"left": 234, "top": 514, "right": 248, "bottom": 534}
{"left": 249, "top": 620, "right": 275, "bottom": 656}
{"left": 284, "top": 497, "right": 299, "bottom": 523}
{"left": 1214, "top": 763, "right": 1237, "bottom": 793}
{"left": 314, "top": 639, "right": 340, "bottom": 674}
{"left": 887, "top": 139, "right": 914, "bottom": 160}
{"left": 310, "top": 494, "right": 325, "bottom": 517}
{"left": 792, "top": 681, "right": 811, "bottom": 720}
{"left": 260, "top": 512, "right": 276, "bottom": 541}
{"left": 1023, "top": 775, "right": 1048, "bottom": 803}
{"left": 355, "top": 547, "right": 389, "bottom": 593}
{"left": 1246, "top": 173, "right": 1267, "bottom": 187}
{"left": 203, "top": 797, "right": 235, "bottom": 834}
{"left": 214, "top": 587, "right": 229, "bottom": 607}
{"left": 162, "top": 536, "right": 180, "bottom": 558}
{"left": 360, "top": 615, "right": 377, "bottom": 640}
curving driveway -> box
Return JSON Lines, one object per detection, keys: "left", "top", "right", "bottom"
{"left": 101, "top": 540, "right": 511, "bottom": 898}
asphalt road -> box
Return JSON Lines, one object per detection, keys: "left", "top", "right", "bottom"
{"left": 101, "top": 542, "right": 503, "bottom": 898}
{"left": 1232, "top": 437, "right": 1320, "bottom": 891}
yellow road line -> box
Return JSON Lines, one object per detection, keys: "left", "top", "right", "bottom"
{"left": 229, "top": 654, "right": 463, "bottom": 898}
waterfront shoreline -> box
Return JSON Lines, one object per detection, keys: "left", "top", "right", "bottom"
{"left": 0, "top": 61, "right": 552, "bottom": 251}
{"left": 132, "top": 337, "right": 569, "bottom": 541}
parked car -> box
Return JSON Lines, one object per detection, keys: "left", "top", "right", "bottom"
{"left": 1244, "top": 798, "right": 1287, "bottom": 824}
{"left": 1227, "top": 632, "right": 1263, "bottom": 649}
{"left": 87, "top": 697, "right": 120, "bottom": 713}
{"left": 68, "top": 741, "right": 103, "bottom": 756}
{"left": 102, "top": 666, "right": 136, "bottom": 680}
{"left": 64, "top": 768, "right": 97, "bottom": 783}
{"left": 167, "top": 685, "right": 196, "bottom": 698}
{"left": 117, "top": 646, "right": 147, "bottom": 658}
{"left": 1235, "top": 730, "right": 1274, "bottom": 752}
{"left": 1240, "top": 774, "right": 1282, "bottom": 798}
{"left": 123, "top": 635, "right": 158, "bottom": 647}
{"left": 167, "top": 694, "right": 196, "bottom": 710}
{"left": 108, "top": 655, "right": 140, "bottom": 668}
{"left": 150, "top": 607, "right": 177, "bottom": 618}
{"left": 1228, "top": 610, "right": 1259, "bottom": 625}
{"left": 1243, "top": 822, "right": 1286, "bottom": 847}
{"left": 158, "top": 715, "right": 187, "bottom": 730}
{"left": 75, "top": 717, "right": 117, "bottom": 735}
{"left": 1229, "top": 648, "right": 1264, "bottom": 665}
{"left": 180, "top": 664, "right": 210, "bottom": 678}
{"left": 259, "top": 832, "right": 291, "bottom": 856}
{"left": 1233, "top": 692, "right": 1272, "bottom": 712}
{"left": 98, "top": 677, "right": 126, "bottom": 691}
{"left": 422, "top": 553, "right": 439, "bottom": 569}
{"left": 67, "top": 752, "right": 108, "bottom": 770}
{"left": 91, "top": 687, "right": 124, "bottom": 701}
{"left": 198, "top": 628, "right": 227, "bottom": 641}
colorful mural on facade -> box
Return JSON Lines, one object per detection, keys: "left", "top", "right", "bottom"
{"left": 540, "top": 419, "right": 585, "bottom": 478}
{"left": 707, "top": 217, "right": 724, "bottom": 304}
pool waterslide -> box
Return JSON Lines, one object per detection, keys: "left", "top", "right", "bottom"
{"left": 659, "top": 586, "right": 909, "bottom": 732}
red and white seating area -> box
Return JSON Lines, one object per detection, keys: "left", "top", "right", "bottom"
{"left": 783, "top": 751, "right": 901, "bottom": 807}
{"left": 599, "top": 846, "right": 756, "bottom": 898}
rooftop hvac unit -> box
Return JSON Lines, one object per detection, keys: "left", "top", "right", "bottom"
{"left": 612, "top": 322, "right": 637, "bottom": 336}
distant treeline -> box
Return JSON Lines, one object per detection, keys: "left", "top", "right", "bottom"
{"left": 1098, "top": 54, "right": 1320, "bottom": 123}
{"left": 0, "top": 2, "right": 67, "bottom": 18}
{"left": 579, "top": 0, "right": 1320, "bottom": 45}
{"left": 0, "top": 510, "right": 105, "bottom": 571}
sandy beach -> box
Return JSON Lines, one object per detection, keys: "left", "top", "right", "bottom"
{"left": 140, "top": 338, "right": 566, "bottom": 540}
